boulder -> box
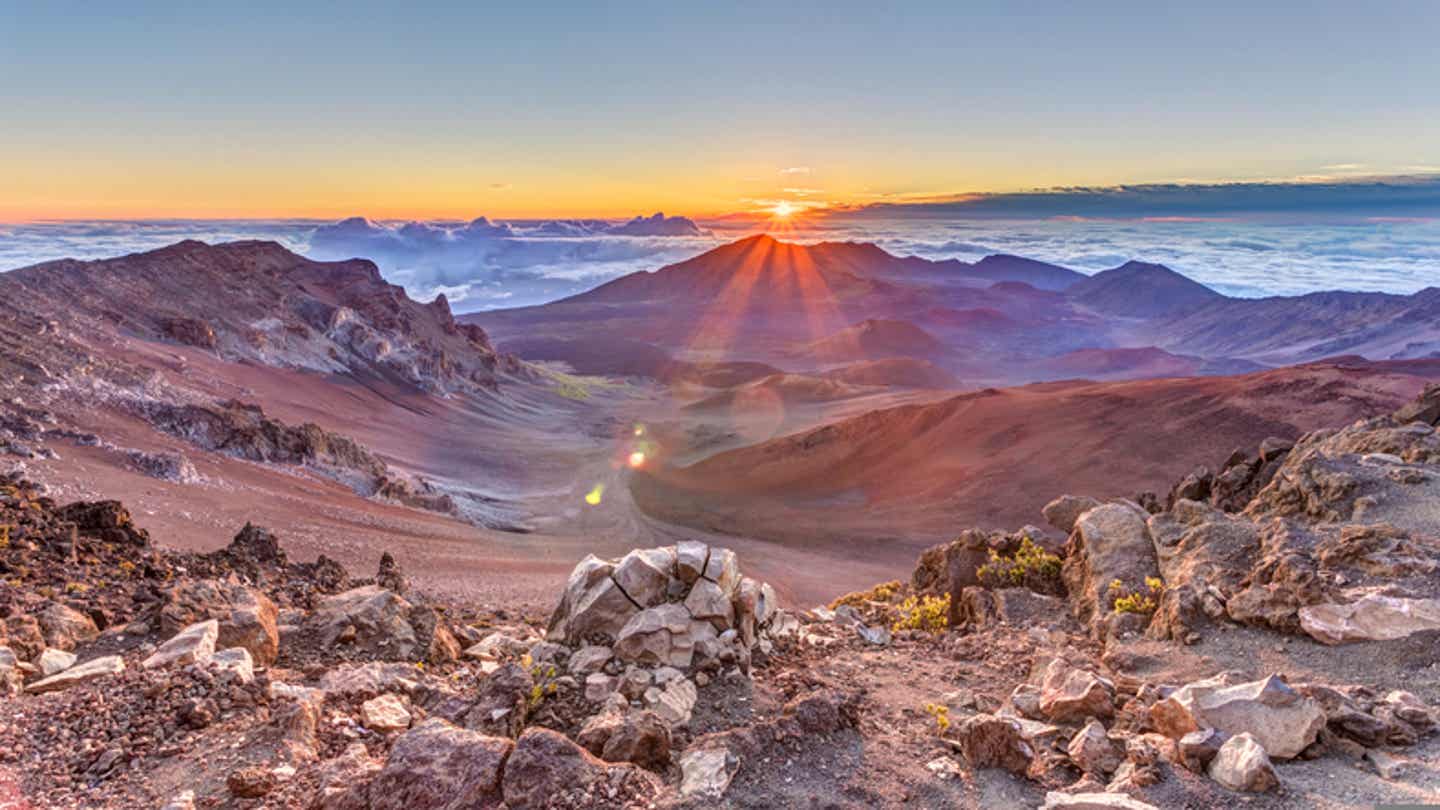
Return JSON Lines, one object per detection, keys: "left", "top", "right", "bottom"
{"left": 27, "top": 655, "right": 124, "bottom": 694}
{"left": 306, "top": 585, "right": 418, "bottom": 657}
{"left": 461, "top": 663, "right": 532, "bottom": 738}
{"left": 1298, "top": 594, "right": 1440, "bottom": 644}
{"left": 36, "top": 648, "right": 77, "bottom": 677}
{"left": 598, "top": 710, "right": 672, "bottom": 771}
{"left": 1061, "top": 503, "right": 1159, "bottom": 632}
{"left": 644, "top": 675, "right": 698, "bottom": 727}
{"left": 612, "top": 547, "right": 676, "bottom": 608}
{"left": 1067, "top": 719, "right": 1122, "bottom": 775}
{"left": 1039, "top": 662, "right": 1115, "bottom": 722}
{"left": 679, "top": 746, "right": 739, "bottom": 801}
{"left": 35, "top": 602, "right": 99, "bottom": 651}
{"left": 208, "top": 647, "right": 255, "bottom": 684}
{"left": 143, "top": 619, "right": 218, "bottom": 669}
{"left": 1151, "top": 675, "right": 1324, "bottom": 759}
{"left": 614, "top": 603, "right": 691, "bottom": 667}
{"left": 362, "top": 693, "right": 412, "bottom": 732}
{"left": 1177, "top": 728, "right": 1227, "bottom": 772}
{"left": 955, "top": 714, "right": 1035, "bottom": 775}
{"left": 161, "top": 579, "right": 279, "bottom": 665}
{"left": 366, "top": 719, "right": 512, "bottom": 810}
{"left": 675, "top": 540, "right": 709, "bottom": 583}
{"left": 502, "top": 727, "right": 653, "bottom": 809}
{"left": 1207, "top": 732, "right": 1278, "bottom": 792}
{"left": 1044, "top": 495, "right": 1102, "bottom": 535}
{"left": 685, "top": 579, "right": 734, "bottom": 625}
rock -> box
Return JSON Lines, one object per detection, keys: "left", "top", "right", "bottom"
{"left": 599, "top": 709, "right": 672, "bottom": 771}
{"left": 160, "top": 790, "right": 197, "bottom": 810}
{"left": 35, "top": 601, "right": 99, "bottom": 651}
{"left": 143, "top": 619, "right": 219, "bottom": 669}
{"left": 1039, "top": 662, "right": 1115, "bottom": 722}
{"left": 227, "top": 766, "right": 276, "bottom": 798}
{"left": 1365, "top": 748, "right": 1412, "bottom": 780}
{"left": 679, "top": 746, "right": 739, "bottom": 800}
{"left": 568, "top": 644, "right": 612, "bottom": 675}
{"left": 786, "top": 692, "right": 847, "bottom": 734}
{"left": 461, "top": 662, "right": 532, "bottom": 738}
{"left": 955, "top": 714, "right": 1035, "bottom": 774}
{"left": 306, "top": 584, "right": 420, "bottom": 658}
{"left": 162, "top": 579, "right": 280, "bottom": 665}
{"left": 362, "top": 693, "right": 412, "bottom": 732}
{"left": 1207, "top": 732, "right": 1278, "bottom": 792}
{"left": 614, "top": 603, "right": 692, "bottom": 667}
{"left": 1042, "top": 792, "right": 1160, "bottom": 810}
{"left": 585, "top": 672, "right": 619, "bottom": 703}
{"left": 1177, "top": 728, "right": 1227, "bottom": 772}
{"left": 0, "top": 647, "right": 22, "bottom": 695}
{"left": 1394, "top": 383, "right": 1440, "bottom": 426}
{"left": 676, "top": 540, "right": 709, "bottom": 583}
{"left": 375, "top": 550, "right": 408, "bottom": 594}
{"left": 1151, "top": 675, "right": 1324, "bottom": 759}
{"left": 612, "top": 547, "right": 676, "bottom": 608}
{"left": 1011, "top": 683, "right": 1045, "bottom": 719}
{"left": 503, "top": 727, "right": 651, "bottom": 809}
{"left": 620, "top": 667, "right": 652, "bottom": 700}
{"left": 561, "top": 578, "right": 640, "bottom": 645}
{"left": 36, "top": 647, "right": 76, "bottom": 677}
{"left": 644, "top": 676, "right": 698, "bottom": 727}
{"left": 1061, "top": 503, "right": 1159, "bottom": 632}
{"left": 319, "top": 661, "right": 420, "bottom": 698}
{"left": 856, "top": 623, "right": 892, "bottom": 646}
{"left": 26, "top": 654, "right": 124, "bottom": 693}
{"left": 208, "top": 647, "right": 255, "bottom": 684}
{"left": 367, "top": 719, "right": 512, "bottom": 810}
{"left": 701, "top": 547, "right": 740, "bottom": 594}
{"left": 1067, "top": 719, "right": 1123, "bottom": 775}
{"left": 1298, "top": 594, "right": 1440, "bottom": 644}
{"left": 684, "top": 578, "right": 734, "bottom": 625}
{"left": 1044, "top": 495, "right": 1102, "bottom": 534}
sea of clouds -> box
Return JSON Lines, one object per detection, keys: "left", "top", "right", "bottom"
{"left": 3, "top": 210, "right": 1438, "bottom": 310}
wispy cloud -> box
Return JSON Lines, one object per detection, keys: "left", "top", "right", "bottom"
{"left": 779, "top": 166, "right": 813, "bottom": 176}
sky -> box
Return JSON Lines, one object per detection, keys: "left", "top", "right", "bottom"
{"left": 3, "top": 1, "right": 1439, "bottom": 220}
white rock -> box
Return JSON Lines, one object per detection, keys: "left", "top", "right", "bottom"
{"left": 1042, "top": 792, "right": 1160, "bottom": 810}
{"left": 585, "top": 672, "right": 619, "bottom": 703}
{"left": 143, "top": 619, "right": 218, "bottom": 669}
{"left": 37, "top": 648, "right": 77, "bottom": 677}
{"left": 567, "top": 644, "right": 612, "bottom": 675}
{"left": 1152, "top": 674, "right": 1323, "bottom": 759}
{"left": 645, "top": 676, "right": 698, "bottom": 726}
{"left": 209, "top": 647, "right": 255, "bottom": 684}
{"left": 27, "top": 655, "right": 125, "bottom": 693}
{"left": 1299, "top": 594, "right": 1440, "bottom": 645}
{"left": 361, "top": 693, "right": 412, "bottom": 732}
{"left": 675, "top": 540, "right": 709, "bottom": 583}
{"left": 680, "top": 747, "right": 738, "bottom": 800}
{"left": 1207, "top": 732, "right": 1279, "bottom": 792}
{"left": 684, "top": 579, "right": 734, "bottom": 625}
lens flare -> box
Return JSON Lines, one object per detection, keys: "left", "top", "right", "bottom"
{"left": 584, "top": 484, "right": 604, "bottom": 506}
{"left": 627, "top": 451, "right": 646, "bottom": 469}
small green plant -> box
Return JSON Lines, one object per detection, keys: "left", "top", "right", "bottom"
{"left": 892, "top": 593, "right": 950, "bottom": 633}
{"left": 923, "top": 702, "right": 951, "bottom": 734}
{"left": 976, "top": 535, "right": 1063, "bottom": 593}
{"left": 527, "top": 661, "right": 559, "bottom": 710}
{"left": 1109, "top": 576, "right": 1163, "bottom": 614}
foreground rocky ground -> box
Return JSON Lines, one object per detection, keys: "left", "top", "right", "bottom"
{"left": 2, "top": 386, "right": 1439, "bottom": 808}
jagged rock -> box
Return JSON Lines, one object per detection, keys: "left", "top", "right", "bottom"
{"left": 0, "top": 647, "right": 22, "bottom": 695}
{"left": 613, "top": 547, "right": 676, "bottom": 608}
{"left": 1151, "top": 675, "right": 1324, "bottom": 759}
{"left": 144, "top": 619, "right": 219, "bottom": 669}
{"left": 27, "top": 654, "right": 124, "bottom": 693}
{"left": 36, "top": 647, "right": 76, "bottom": 677}
{"left": 375, "top": 551, "right": 407, "bottom": 594}
{"left": 1042, "top": 792, "right": 1160, "bottom": 810}
{"left": 35, "top": 602, "right": 99, "bottom": 651}
{"left": 161, "top": 579, "right": 280, "bottom": 665}
{"left": 619, "top": 667, "right": 652, "bottom": 700}
{"left": 701, "top": 547, "right": 740, "bottom": 593}
{"left": 675, "top": 540, "right": 708, "bottom": 583}
{"left": 208, "top": 647, "right": 255, "bottom": 684}
{"left": 1011, "top": 683, "right": 1044, "bottom": 719}
{"left": 502, "top": 727, "right": 655, "bottom": 809}
{"left": 367, "top": 719, "right": 512, "bottom": 810}
{"left": 462, "top": 662, "right": 532, "bottom": 738}
{"left": 1062, "top": 503, "right": 1159, "bottom": 633}
{"left": 3, "top": 614, "right": 44, "bottom": 660}
{"left": 1039, "top": 661, "right": 1115, "bottom": 722}
{"left": 644, "top": 675, "right": 699, "bottom": 727}
{"left": 685, "top": 578, "right": 734, "bottom": 624}
{"left": 1298, "top": 593, "right": 1440, "bottom": 644}
{"left": 568, "top": 644, "right": 612, "bottom": 675}
{"left": 1146, "top": 502, "right": 1259, "bottom": 640}
{"left": 361, "top": 693, "right": 412, "bottom": 732}
{"left": 1177, "top": 728, "right": 1227, "bottom": 772}
{"left": 319, "top": 662, "right": 420, "bottom": 698}
{"left": 585, "top": 672, "right": 619, "bottom": 702}
{"left": 679, "top": 747, "right": 739, "bottom": 801}
{"left": 614, "top": 603, "right": 692, "bottom": 667}
{"left": 1208, "top": 732, "right": 1279, "bottom": 792}
{"left": 1168, "top": 466, "right": 1213, "bottom": 508}
{"left": 1067, "top": 719, "right": 1123, "bottom": 775}
{"left": 1394, "top": 383, "right": 1440, "bottom": 425}
{"left": 1044, "top": 495, "right": 1102, "bottom": 534}
{"left": 599, "top": 710, "right": 672, "bottom": 771}
{"left": 955, "top": 714, "right": 1035, "bottom": 774}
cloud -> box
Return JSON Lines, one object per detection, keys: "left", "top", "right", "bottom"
{"left": 832, "top": 176, "right": 1440, "bottom": 221}
{"left": 779, "top": 167, "right": 813, "bottom": 176}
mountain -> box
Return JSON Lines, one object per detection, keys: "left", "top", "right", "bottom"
{"left": 1066, "top": 260, "right": 1225, "bottom": 317}
{"left": 820, "top": 358, "right": 961, "bottom": 389}
{"left": 2, "top": 240, "right": 521, "bottom": 394}
{"left": 1027, "top": 346, "right": 1267, "bottom": 381}
{"left": 632, "top": 358, "right": 1440, "bottom": 550}
{"left": 804, "top": 319, "right": 946, "bottom": 363}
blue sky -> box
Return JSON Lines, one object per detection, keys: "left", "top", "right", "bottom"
{"left": 2, "top": 1, "right": 1437, "bottom": 218}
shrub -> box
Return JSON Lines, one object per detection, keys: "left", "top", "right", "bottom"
{"left": 830, "top": 580, "right": 902, "bottom": 611}
{"left": 1109, "top": 576, "right": 1163, "bottom": 614}
{"left": 923, "top": 702, "right": 951, "bottom": 734}
{"left": 892, "top": 593, "right": 950, "bottom": 633}
{"left": 976, "top": 535, "right": 1063, "bottom": 593}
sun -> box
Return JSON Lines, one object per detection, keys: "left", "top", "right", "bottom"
{"left": 771, "top": 201, "right": 797, "bottom": 218}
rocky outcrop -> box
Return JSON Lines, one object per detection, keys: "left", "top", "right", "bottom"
{"left": 1062, "top": 503, "right": 1159, "bottom": 634}
{"left": 364, "top": 719, "right": 512, "bottom": 809}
